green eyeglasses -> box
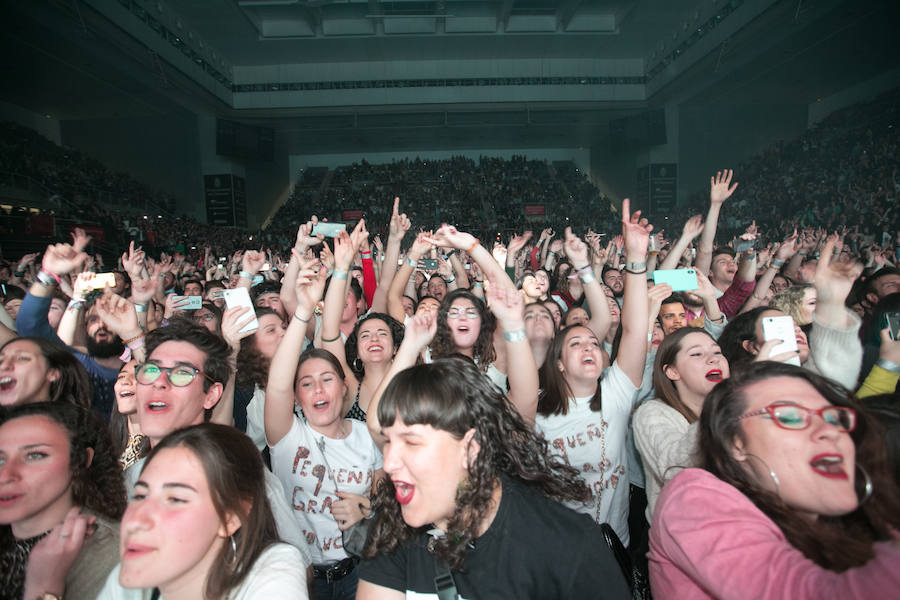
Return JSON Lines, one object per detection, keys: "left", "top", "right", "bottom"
{"left": 135, "top": 362, "right": 213, "bottom": 387}
{"left": 738, "top": 402, "right": 856, "bottom": 433}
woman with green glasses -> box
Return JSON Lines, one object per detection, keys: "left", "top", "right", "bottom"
{"left": 648, "top": 362, "right": 900, "bottom": 599}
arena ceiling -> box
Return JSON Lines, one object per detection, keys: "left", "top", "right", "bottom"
{"left": 1, "top": 0, "right": 898, "bottom": 154}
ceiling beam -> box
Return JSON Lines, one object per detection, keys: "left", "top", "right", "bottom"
{"left": 557, "top": 0, "right": 584, "bottom": 31}
{"left": 498, "top": 0, "right": 514, "bottom": 31}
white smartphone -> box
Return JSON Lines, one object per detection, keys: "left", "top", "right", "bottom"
{"left": 762, "top": 315, "right": 801, "bottom": 366}
{"left": 222, "top": 288, "right": 259, "bottom": 334}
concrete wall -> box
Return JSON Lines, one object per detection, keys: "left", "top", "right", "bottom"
{"left": 809, "top": 68, "right": 900, "bottom": 126}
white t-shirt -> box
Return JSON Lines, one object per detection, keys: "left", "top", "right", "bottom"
{"left": 423, "top": 346, "right": 508, "bottom": 391}
{"left": 534, "top": 361, "right": 638, "bottom": 546}
{"left": 269, "top": 416, "right": 382, "bottom": 565}
{"left": 97, "top": 543, "right": 309, "bottom": 599}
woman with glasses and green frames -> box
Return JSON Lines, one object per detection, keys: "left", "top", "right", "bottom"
{"left": 648, "top": 362, "right": 900, "bottom": 599}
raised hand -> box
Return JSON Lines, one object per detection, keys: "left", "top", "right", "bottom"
{"left": 333, "top": 230, "right": 357, "bottom": 271}
{"left": 221, "top": 305, "right": 257, "bottom": 350}
{"left": 487, "top": 281, "right": 526, "bottom": 331}
{"left": 292, "top": 254, "right": 327, "bottom": 312}
{"left": 425, "top": 224, "right": 477, "bottom": 252}
{"left": 319, "top": 242, "right": 336, "bottom": 272}
{"left": 388, "top": 197, "right": 412, "bottom": 240}
{"left": 409, "top": 231, "right": 436, "bottom": 260}
{"left": 95, "top": 293, "right": 141, "bottom": 339}
{"left": 563, "top": 227, "right": 589, "bottom": 269}
{"left": 621, "top": 198, "right": 653, "bottom": 258}
{"left": 403, "top": 309, "right": 438, "bottom": 352}
{"left": 72, "top": 272, "right": 96, "bottom": 301}
{"left": 647, "top": 283, "right": 673, "bottom": 320}
{"left": 507, "top": 231, "right": 533, "bottom": 257}
{"left": 682, "top": 214, "right": 704, "bottom": 240}
{"left": 295, "top": 218, "right": 324, "bottom": 252}
{"left": 41, "top": 232, "right": 91, "bottom": 276}
{"left": 130, "top": 278, "right": 156, "bottom": 305}
{"left": 164, "top": 294, "right": 191, "bottom": 319}
{"left": 815, "top": 236, "right": 862, "bottom": 306}
{"left": 242, "top": 250, "right": 266, "bottom": 275}
{"left": 709, "top": 169, "right": 739, "bottom": 204}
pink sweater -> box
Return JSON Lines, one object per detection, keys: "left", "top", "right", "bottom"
{"left": 648, "top": 468, "right": 900, "bottom": 599}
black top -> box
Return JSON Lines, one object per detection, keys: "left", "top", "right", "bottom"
{"left": 359, "top": 477, "right": 631, "bottom": 599}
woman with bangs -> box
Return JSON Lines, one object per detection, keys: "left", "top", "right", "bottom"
{"left": 265, "top": 257, "right": 383, "bottom": 600}
{"left": 533, "top": 203, "right": 651, "bottom": 548}
{"left": 648, "top": 362, "right": 900, "bottom": 599}
{"left": 633, "top": 327, "right": 730, "bottom": 518}
{"left": 357, "top": 358, "right": 630, "bottom": 599}
{"left": 320, "top": 227, "right": 404, "bottom": 422}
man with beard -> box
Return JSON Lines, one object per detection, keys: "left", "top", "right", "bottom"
{"left": 15, "top": 231, "right": 122, "bottom": 418}
{"left": 602, "top": 266, "right": 625, "bottom": 305}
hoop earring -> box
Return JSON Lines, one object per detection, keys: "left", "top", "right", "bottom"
{"left": 226, "top": 535, "right": 237, "bottom": 567}
{"left": 352, "top": 358, "right": 363, "bottom": 373}
{"left": 744, "top": 453, "right": 780, "bottom": 494}
{"left": 856, "top": 464, "right": 874, "bottom": 504}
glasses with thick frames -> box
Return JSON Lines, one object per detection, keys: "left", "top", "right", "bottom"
{"left": 738, "top": 402, "right": 856, "bottom": 433}
{"left": 135, "top": 362, "right": 213, "bottom": 387}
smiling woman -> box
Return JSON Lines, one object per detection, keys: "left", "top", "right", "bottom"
{"left": 648, "top": 362, "right": 900, "bottom": 599}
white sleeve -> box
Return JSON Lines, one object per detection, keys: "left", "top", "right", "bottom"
{"left": 263, "top": 470, "right": 313, "bottom": 567}
{"left": 232, "top": 544, "right": 309, "bottom": 600}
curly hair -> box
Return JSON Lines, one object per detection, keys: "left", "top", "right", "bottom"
{"left": 235, "top": 308, "right": 280, "bottom": 389}
{"left": 344, "top": 312, "right": 405, "bottom": 380}
{"left": 698, "top": 362, "right": 900, "bottom": 571}
{"left": 770, "top": 283, "right": 814, "bottom": 326}
{"left": 145, "top": 424, "right": 279, "bottom": 599}
{"left": 0, "top": 402, "right": 126, "bottom": 520}
{"left": 365, "top": 359, "right": 589, "bottom": 570}
{"left": 429, "top": 289, "right": 495, "bottom": 372}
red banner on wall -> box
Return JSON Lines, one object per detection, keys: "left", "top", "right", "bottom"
{"left": 341, "top": 209, "right": 363, "bottom": 221}
{"left": 524, "top": 205, "right": 546, "bottom": 216}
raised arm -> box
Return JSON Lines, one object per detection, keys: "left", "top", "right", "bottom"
{"left": 321, "top": 225, "right": 366, "bottom": 405}
{"left": 618, "top": 199, "right": 652, "bottom": 386}
{"left": 387, "top": 232, "right": 434, "bottom": 322}
{"left": 366, "top": 311, "right": 436, "bottom": 447}
{"left": 56, "top": 272, "right": 94, "bottom": 349}
{"left": 743, "top": 231, "right": 799, "bottom": 312}
{"left": 280, "top": 220, "right": 323, "bottom": 335}
{"left": 213, "top": 305, "right": 258, "bottom": 427}
{"left": 565, "top": 227, "right": 612, "bottom": 342}
{"left": 696, "top": 170, "right": 738, "bottom": 275}
{"left": 486, "top": 283, "right": 538, "bottom": 425}
{"left": 428, "top": 225, "right": 511, "bottom": 287}
{"left": 95, "top": 293, "right": 146, "bottom": 364}
{"left": 660, "top": 215, "right": 704, "bottom": 271}
{"left": 371, "top": 198, "right": 409, "bottom": 314}
{"left": 265, "top": 257, "right": 326, "bottom": 446}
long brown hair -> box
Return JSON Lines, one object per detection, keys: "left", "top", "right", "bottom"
{"left": 144, "top": 424, "right": 279, "bottom": 599}
{"left": 538, "top": 325, "right": 602, "bottom": 416}
{"left": 698, "top": 362, "right": 900, "bottom": 571}
{"left": 652, "top": 327, "right": 717, "bottom": 424}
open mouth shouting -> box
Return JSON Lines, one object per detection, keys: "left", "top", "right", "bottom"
{"left": 705, "top": 369, "right": 724, "bottom": 383}
{"left": 809, "top": 453, "right": 847, "bottom": 480}
{"left": 0, "top": 492, "right": 23, "bottom": 508}
{"left": 0, "top": 376, "right": 16, "bottom": 393}
{"left": 145, "top": 400, "right": 170, "bottom": 413}
{"left": 393, "top": 480, "right": 415, "bottom": 505}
